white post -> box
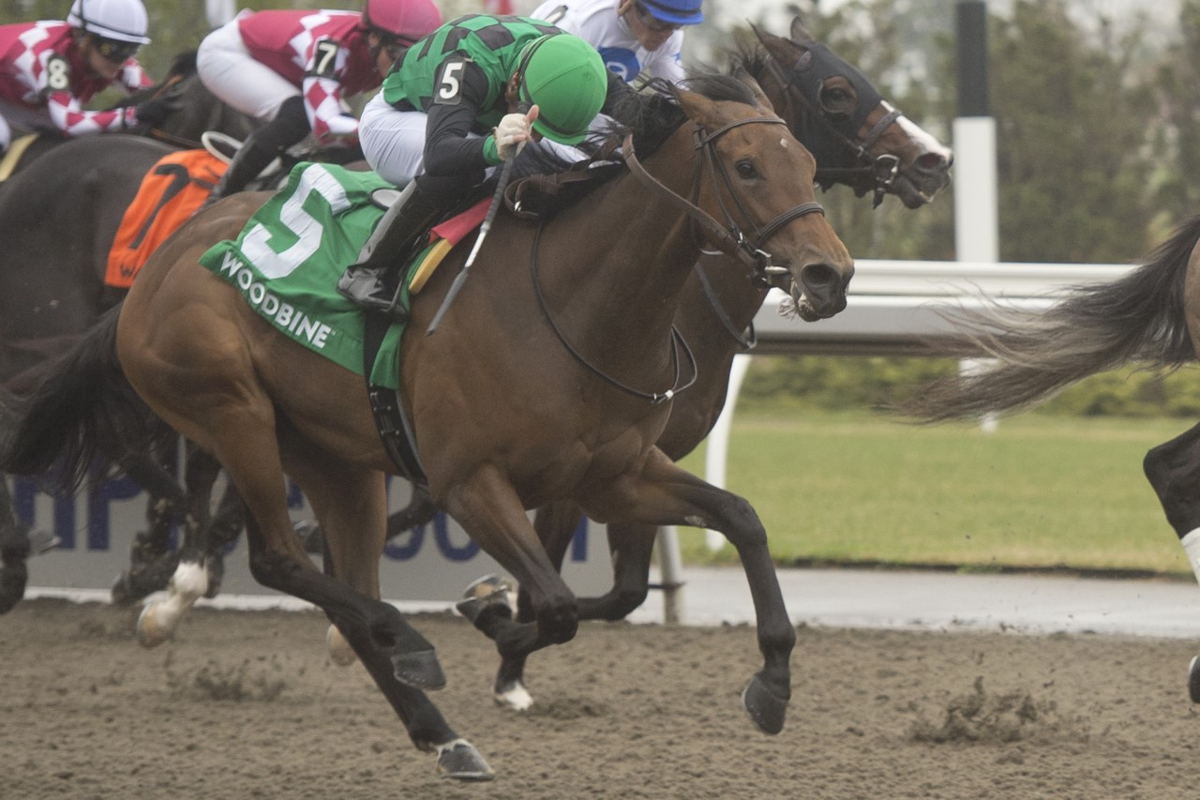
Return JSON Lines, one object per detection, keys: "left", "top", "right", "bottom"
{"left": 655, "top": 525, "right": 684, "bottom": 624}
{"left": 704, "top": 353, "right": 752, "bottom": 551}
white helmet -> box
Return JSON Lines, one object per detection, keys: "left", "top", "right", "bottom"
{"left": 68, "top": 0, "right": 151, "bottom": 45}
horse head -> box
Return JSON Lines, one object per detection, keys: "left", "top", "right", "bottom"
{"left": 744, "top": 17, "right": 952, "bottom": 209}
{"left": 661, "top": 76, "right": 854, "bottom": 321}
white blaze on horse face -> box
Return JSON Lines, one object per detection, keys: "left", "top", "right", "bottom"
{"left": 893, "top": 109, "right": 953, "bottom": 162}
{"left": 1180, "top": 529, "right": 1200, "bottom": 585}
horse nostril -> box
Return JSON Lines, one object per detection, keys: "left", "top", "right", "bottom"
{"left": 800, "top": 263, "right": 840, "bottom": 293}
{"left": 916, "top": 152, "right": 951, "bottom": 173}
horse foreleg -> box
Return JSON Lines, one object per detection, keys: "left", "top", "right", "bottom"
{"left": 444, "top": 467, "right": 579, "bottom": 669}
{"left": 485, "top": 503, "right": 656, "bottom": 711}
{"left": 580, "top": 448, "right": 794, "bottom": 736}
{"left": 1143, "top": 421, "right": 1200, "bottom": 701}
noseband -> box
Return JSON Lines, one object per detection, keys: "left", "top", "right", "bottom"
{"left": 623, "top": 115, "right": 825, "bottom": 290}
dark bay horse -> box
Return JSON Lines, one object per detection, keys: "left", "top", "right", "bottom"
{"left": 0, "top": 53, "right": 257, "bottom": 611}
{"left": 438, "top": 18, "right": 953, "bottom": 709}
{"left": 893, "top": 216, "right": 1200, "bottom": 700}
{"left": 2, "top": 75, "right": 852, "bottom": 778}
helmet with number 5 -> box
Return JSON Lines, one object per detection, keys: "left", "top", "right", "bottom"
{"left": 67, "top": 0, "right": 151, "bottom": 44}
{"left": 516, "top": 34, "right": 608, "bottom": 146}
{"left": 363, "top": 0, "right": 443, "bottom": 44}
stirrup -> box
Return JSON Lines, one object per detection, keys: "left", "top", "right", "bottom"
{"left": 337, "top": 266, "right": 409, "bottom": 321}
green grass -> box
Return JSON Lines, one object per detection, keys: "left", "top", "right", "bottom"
{"left": 673, "top": 410, "right": 1193, "bottom": 576}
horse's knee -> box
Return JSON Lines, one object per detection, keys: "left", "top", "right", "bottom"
{"left": 247, "top": 548, "right": 299, "bottom": 590}
{"left": 538, "top": 596, "right": 579, "bottom": 644}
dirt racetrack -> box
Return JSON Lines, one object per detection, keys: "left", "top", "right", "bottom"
{"left": 3, "top": 598, "right": 1198, "bottom": 800}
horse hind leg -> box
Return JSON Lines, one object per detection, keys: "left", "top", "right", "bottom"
{"left": 282, "top": 452, "right": 490, "bottom": 780}
{"left": 1142, "top": 420, "right": 1200, "bottom": 701}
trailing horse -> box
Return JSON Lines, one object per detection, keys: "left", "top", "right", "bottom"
{"left": 2, "top": 73, "right": 851, "bottom": 779}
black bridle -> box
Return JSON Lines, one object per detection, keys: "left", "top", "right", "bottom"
{"left": 527, "top": 114, "right": 824, "bottom": 405}
{"left": 625, "top": 116, "right": 825, "bottom": 288}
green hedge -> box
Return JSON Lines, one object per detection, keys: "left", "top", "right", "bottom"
{"left": 740, "top": 355, "right": 1200, "bottom": 418}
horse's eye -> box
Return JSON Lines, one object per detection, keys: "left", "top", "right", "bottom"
{"left": 819, "top": 83, "right": 856, "bottom": 119}
{"left": 735, "top": 159, "right": 758, "bottom": 179}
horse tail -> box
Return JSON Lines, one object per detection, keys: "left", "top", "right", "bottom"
{"left": 903, "top": 215, "right": 1200, "bottom": 421}
{"left": 0, "top": 306, "right": 161, "bottom": 490}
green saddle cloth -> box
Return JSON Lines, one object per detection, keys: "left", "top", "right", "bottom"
{"left": 199, "top": 162, "right": 410, "bottom": 389}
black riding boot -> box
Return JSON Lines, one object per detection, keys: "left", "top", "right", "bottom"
{"left": 207, "top": 134, "right": 279, "bottom": 203}
{"left": 337, "top": 180, "right": 446, "bottom": 317}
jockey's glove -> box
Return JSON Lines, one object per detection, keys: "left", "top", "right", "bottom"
{"left": 494, "top": 112, "right": 531, "bottom": 161}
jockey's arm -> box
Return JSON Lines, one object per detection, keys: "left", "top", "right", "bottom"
{"left": 421, "top": 60, "right": 502, "bottom": 177}
{"left": 301, "top": 37, "right": 357, "bottom": 143}
{"left": 44, "top": 89, "right": 132, "bottom": 136}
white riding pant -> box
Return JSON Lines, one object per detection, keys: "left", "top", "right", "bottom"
{"left": 359, "top": 91, "right": 428, "bottom": 185}
{"left": 197, "top": 19, "right": 298, "bottom": 122}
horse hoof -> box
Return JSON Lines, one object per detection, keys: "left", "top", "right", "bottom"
{"left": 391, "top": 648, "right": 446, "bottom": 690}
{"left": 326, "top": 624, "right": 357, "bottom": 666}
{"left": 26, "top": 528, "right": 59, "bottom": 556}
{"left": 435, "top": 739, "right": 494, "bottom": 782}
{"left": 741, "top": 672, "right": 788, "bottom": 735}
{"left": 293, "top": 519, "right": 325, "bottom": 555}
{"left": 494, "top": 679, "right": 533, "bottom": 711}
{"left": 136, "top": 604, "right": 171, "bottom": 649}
{"left": 110, "top": 573, "right": 137, "bottom": 606}
{"left": 1188, "top": 656, "right": 1200, "bottom": 703}
{"left": 455, "top": 575, "right": 514, "bottom": 623}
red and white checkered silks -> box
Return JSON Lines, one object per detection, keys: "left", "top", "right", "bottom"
{"left": 0, "top": 21, "right": 150, "bottom": 137}
{"left": 239, "top": 10, "right": 377, "bottom": 144}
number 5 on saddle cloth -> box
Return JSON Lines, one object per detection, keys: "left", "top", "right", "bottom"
{"left": 198, "top": 162, "right": 489, "bottom": 480}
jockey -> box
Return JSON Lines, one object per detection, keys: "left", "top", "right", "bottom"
{"left": 196, "top": 0, "right": 442, "bottom": 201}
{"left": 530, "top": 0, "right": 703, "bottom": 86}
{"left": 0, "top": 0, "right": 165, "bottom": 157}
{"left": 341, "top": 14, "right": 615, "bottom": 314}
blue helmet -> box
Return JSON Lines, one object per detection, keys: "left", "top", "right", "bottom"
{"left": 637, "top": 0, "right": 703, "bottom": 27}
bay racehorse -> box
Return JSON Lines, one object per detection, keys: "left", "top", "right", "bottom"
{"left": 383, "top": 18, "right": 954, "bottom": 709}
{"left": 85, "top": 16, "right": 952, "bottom": 650}
{"left": 895, "top": 215, "right": 1200, "bottom": 701}
{"left": 2, "top": 74, "right": 852, "bottom": 779}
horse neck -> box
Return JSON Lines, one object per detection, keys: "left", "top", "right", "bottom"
{"left": 542, "top": 126, "right": 707, "bottom": 359}
{"left": 679, "top": 253, "right": 769, "bottom": 359}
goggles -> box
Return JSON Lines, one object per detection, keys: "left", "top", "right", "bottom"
{"left": 94, "top": 37, "right": 140, "bottom": 64}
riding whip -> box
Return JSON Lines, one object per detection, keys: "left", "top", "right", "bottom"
{"left": 426, "top": 156, "right": 516, "bottom": 335}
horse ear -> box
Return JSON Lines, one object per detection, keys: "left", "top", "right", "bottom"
{"left": 675, "top": 89, "right": 717, "bottom": 126}
{"left": 754, "top": 24, "right": 805, "bottom": 68}
{"left": 790, "top": 16, "right": 816, "bottom": 45}
{"left": 733, "top": 67, "right": 776, "bottom": 114}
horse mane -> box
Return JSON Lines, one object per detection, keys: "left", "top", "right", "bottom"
{"left": 165, "top": 50, "right": 199, "bottom": 80}
{"left": 509, "top": 71, "right": 762, "bottom": 215}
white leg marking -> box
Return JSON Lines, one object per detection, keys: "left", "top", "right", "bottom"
{"left": 137, "top": 561, "right": 208, "bottom": 647}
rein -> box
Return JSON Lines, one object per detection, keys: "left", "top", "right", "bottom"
{"left": 529, "top": 222, "right": 698, "bottom": 405}
{"left": 622, "top": 118, "right": 824, "bottom": 280}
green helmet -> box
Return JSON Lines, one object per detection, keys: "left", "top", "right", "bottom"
{"left": 516, "top": 34, "right": 608, "bottom": 146}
